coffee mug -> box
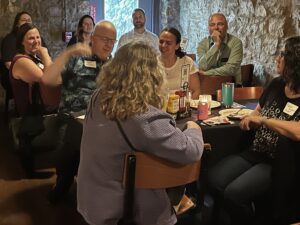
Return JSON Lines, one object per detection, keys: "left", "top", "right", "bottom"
{"left": 221, "top": 82, "right": 234, "bottom": 108}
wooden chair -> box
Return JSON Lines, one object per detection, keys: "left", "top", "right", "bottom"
{"left": 40, "top": 84, "right": 61, "bottom": 111}
{"left": 186, "top": 53, "right": 196, "bottom": 61}
{"left": 216, "top": 86, "right": 264, "bottom": 102}
{"left": 120, "top": 144, "right": 212, "bottom": 225}
{"left": 199, "top": 74, "right": 234, "bottom": 98}
{"left": 241, "top": 64, "right": 254, "bottom": 87}
{"left": 0, "top": 59, "right": 14, "bottom": 117}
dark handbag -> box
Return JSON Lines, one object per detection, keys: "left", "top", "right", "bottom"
{"left": 17, "top": 82, "right": 45, "bottom": 139}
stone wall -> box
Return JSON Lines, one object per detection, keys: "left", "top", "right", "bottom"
{"left": 1, "top": 0, "right": 299, "bottom": 86}
{"left": 0, "top": 0, "right": 90, "bottom": 58}
{"left": 161, "top": 0, "right": 300, "bottom": 85}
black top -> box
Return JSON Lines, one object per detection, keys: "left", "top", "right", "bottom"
{"left": 253, "top": 77, "right": 300, "bottom": 158}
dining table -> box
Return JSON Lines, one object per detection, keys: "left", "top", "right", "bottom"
{"left": 176, "top": 99, "right": 259, "bottom": 219}
{"left": 176, "top": 99, "right": 258, "bottom": 167}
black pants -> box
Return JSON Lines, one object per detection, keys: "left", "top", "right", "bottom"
{"left": 54, "top": 114, "right": 82, "bottom": 194}
{"left": 208, "top": 137, "right": 298, "bottom": 225}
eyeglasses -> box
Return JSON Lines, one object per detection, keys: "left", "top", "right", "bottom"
{"left": 94, "top": 35, "right": 117, "bottom": 45}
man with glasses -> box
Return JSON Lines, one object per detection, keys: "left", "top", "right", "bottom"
{"left": 197, "top": 12, "right": 243, "bottom": 85}
{"left": 117, "top": 8, "right": 159, "bottom": 54}
{"left": 42, "top": 20, "right": 117, "bottom": 203}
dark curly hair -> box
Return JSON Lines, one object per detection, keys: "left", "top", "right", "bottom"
{"left": 160, "top": 27, "right": 186, "bottom": 58}
{"left": 283, "top": 36, "right": 300, "bottom": 93}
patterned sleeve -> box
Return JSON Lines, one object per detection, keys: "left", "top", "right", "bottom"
{"left": 61, "top": 56, "right": 77, "bottom": 87}
{"left": 123, "top": 108, "right": 204, "bottom": 164}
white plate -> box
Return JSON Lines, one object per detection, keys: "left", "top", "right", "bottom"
{"left": 219, "top": 108, "right": 253, "bottom": 119}
{"left": 190, "top": 100, "right": 221, "bottom": 109}
{"left": 202, "top": 116, "right": 234, "bottom": 126}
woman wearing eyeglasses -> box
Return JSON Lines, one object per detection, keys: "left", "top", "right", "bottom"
{"left": 208, "top": 36, "right": 300, "bottom": 225}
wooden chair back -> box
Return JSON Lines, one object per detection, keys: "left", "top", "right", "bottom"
{"left": 186, "top": 53, "right": 196, "bottom": 61}
{"left": 199, "top": 74, "right": 234, "bottom": 97}
{"left": 123, "top": 152, "right": 201, "bottom": 189}
{"left": 117, "top": 152, "right": 201, "bottom": 225}
{"left": 241, "top": 64, "right": 254, "bottom": 87}
{"left": 216, "top": 86, "right": 264, "bottom": 102}
{"left": 119, "top": 146, "right": 211, "bottom": 225}
{"left": 40, "top": 84, "right": 61, "bottom": 110}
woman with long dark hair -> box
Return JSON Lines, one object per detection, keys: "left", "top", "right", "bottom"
{"left": 67, "top": 15, "right": 95, "bottom": 47}
{"left": 208, "top": 36, "right": 300, "bottom": 225}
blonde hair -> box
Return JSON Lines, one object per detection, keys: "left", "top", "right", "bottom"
{"left": 96, "top": 41, "right": 166, "bottom": 120}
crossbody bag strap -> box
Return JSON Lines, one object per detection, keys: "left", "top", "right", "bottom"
{"left": 116, "top": 119, "right": 138, "bottom": 225}
{"left": 116, "top": 120, "right": 138, "bottom": 151}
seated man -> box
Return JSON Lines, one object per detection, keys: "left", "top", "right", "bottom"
{"left": 42, "top": 20, "right": 117, "bottom": 203}
{"left": 197, "top": 12, "right": 243, "bottom": 85}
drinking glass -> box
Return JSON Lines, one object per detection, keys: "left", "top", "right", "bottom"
{"left": 199, "top": 95, "right": 212, "bottom": 115}
{"left": 221, "top": 82, "right": 234, "bottom": 108}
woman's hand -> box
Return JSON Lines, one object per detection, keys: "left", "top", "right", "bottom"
{"left": 36, "top": 46, "right": 50, "bottom": 58}
{"left": 186, "top": 121, "right": 201, "bottom": 129}
{"left": 240, "top": 115, "right": 265, "bottom": 130}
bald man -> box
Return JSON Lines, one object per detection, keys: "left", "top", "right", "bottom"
{"left": 197, "top": 13, "right": 243, "bottom": 85}
{"left": 42, "top": 20, "right": 117, "bottom": 203}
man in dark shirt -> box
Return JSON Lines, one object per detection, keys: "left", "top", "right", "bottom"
{"left": 42, "top": 20, "right": 117, "bottom": 203}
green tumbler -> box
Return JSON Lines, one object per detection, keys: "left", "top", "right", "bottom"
{"left": 221, "top": 82, "right": 234, "bottom": 108}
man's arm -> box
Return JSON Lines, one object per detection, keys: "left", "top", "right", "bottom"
{"left": 197, "top": 37, "right": 220, "bottom": 71}
{"left": 116, "top": 34, "right": 126, "bottom": 50}
{"left": 204, "top": 38, "right": 243, "bottom": 76}
{"left": 42, "top": 43, "right": 92, "bottom": 86}
{"left": 197, "top": 36, "right": 243, "bottom": 76}
{"left": 204, "top": 37, "right": 243, "bottom": 76}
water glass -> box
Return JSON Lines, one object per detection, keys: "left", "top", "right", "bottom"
{"left": 199, "top": 95, "right": 212, "bottom": 115}
{"left": 221, "top": 82, "right": 234, "bottom": 108}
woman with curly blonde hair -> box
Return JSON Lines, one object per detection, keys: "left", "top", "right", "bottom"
{"left": 96, "top": 40, "right": 165, "bottom": 120}
{"left": 77, "top": 41, "right": 204, "bottom": 225}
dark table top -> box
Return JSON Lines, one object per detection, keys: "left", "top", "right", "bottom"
{"left": 176, "top": 99, "right": 258, "bottom": 166}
